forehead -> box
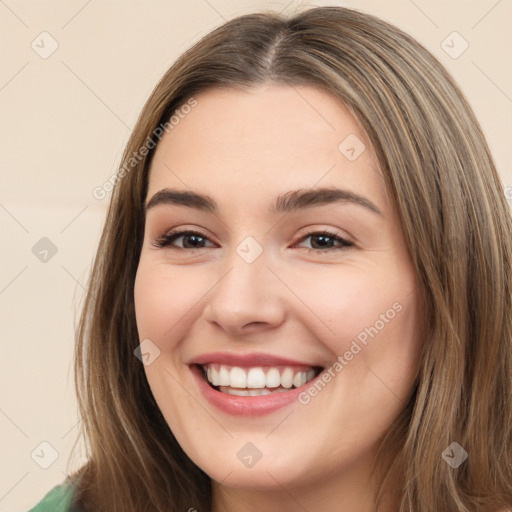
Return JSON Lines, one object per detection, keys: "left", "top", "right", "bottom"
{"left": 147, "top": 84, "right": 388, "bottom": 213}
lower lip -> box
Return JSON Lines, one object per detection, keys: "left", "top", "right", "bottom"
{"left": 190, "top": 364, "right": 317, "bottom": 417}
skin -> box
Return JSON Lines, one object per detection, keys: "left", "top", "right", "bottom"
{"left": 134, "top": 84, "right": 423, "bottom": 512}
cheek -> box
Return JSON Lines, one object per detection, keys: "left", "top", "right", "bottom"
{"left": 296, "top": 263, "right": 422, "bottom": 405}
{"left": 291, "top": 264, "right": 414, "bottom": 352}
{"left": 134, "top": 262, "right": 202, "bottom": 344}
{"left": 133, "top": 262, "right": 210, "bottom": 453}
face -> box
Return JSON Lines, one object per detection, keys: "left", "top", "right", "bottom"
{"left": 134, "top": 84, "right": 423, "bottom": 500}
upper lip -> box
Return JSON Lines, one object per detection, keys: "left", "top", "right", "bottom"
{"left": 189, "top": 351, "right": 324, "bottom": 368}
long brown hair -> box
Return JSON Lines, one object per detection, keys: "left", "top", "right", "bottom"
{"left": 66, "top": 5, "right": 512, "bottom": 511}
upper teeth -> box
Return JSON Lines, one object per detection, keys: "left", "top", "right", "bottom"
{"left": 203, "top": 364, "right": 317, "bottom": 389}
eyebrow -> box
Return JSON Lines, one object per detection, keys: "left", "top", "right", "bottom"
{"left": 145, "top": 187, "right": 382, "bottom": 215}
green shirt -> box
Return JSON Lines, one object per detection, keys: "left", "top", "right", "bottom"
{"left": 28, "top": 484, "right": 76, "bottom": 512}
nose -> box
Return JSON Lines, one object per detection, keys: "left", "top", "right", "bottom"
{"left": 202, "top": 251, "right": 286, "bottom": 336}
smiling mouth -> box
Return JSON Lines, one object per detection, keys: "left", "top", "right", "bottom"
{"left": 195, "top": 363, "right": 323, "bottom": 396}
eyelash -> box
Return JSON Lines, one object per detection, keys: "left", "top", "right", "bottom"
{"left": 152, "top": 229, "right": 353, "bottom": 253}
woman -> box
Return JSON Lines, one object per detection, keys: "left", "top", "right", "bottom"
{"left": 30, "top": 5, "right": 511, "bottom": 512}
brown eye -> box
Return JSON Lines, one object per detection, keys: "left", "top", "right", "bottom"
{"left": 296, "top": 231, "right": 353, "bottom": 252}
{"left": 153, "top": 230, "right": 214, "bottom": 249}
{"left": 152, "top": 229, "right": 354, "bottom": 253}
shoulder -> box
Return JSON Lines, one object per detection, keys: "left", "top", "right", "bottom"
{"left": 27, "top": 484, "right": 76, "bottom": 512}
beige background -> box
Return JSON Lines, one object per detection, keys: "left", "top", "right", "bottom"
{"left": 0, "top": 0, "right": 510, "bottom": 510}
